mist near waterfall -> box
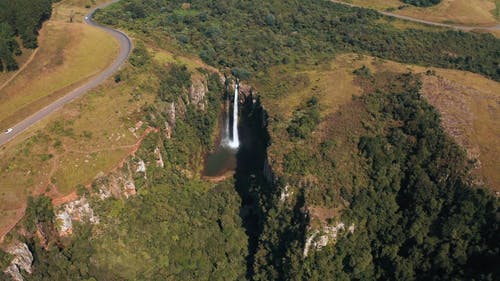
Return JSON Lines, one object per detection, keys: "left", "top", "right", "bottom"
{"left": 228, "top": 83, "right": 240, "bottom": 148}
{"left": 203, "top": 82, "right": 240, "bottom": 177}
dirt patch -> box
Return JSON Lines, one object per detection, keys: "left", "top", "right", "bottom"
{"left": 308, "top": 205, "right": 341, "bottom": 227}
{"left": 203, "top": 170, "right": 235, "bottom": 183}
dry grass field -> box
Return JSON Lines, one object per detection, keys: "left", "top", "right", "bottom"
{"left": 255, "top": 53, "right": 500, "bottom": 192}
{"left": 0, "top": 0, "right": 118, "bottom": 129}
{"left": 0, "top": 0, "right": 497, "bottom": 244}
{"left": 341, "top": 0, "right": 498, "bottom": 26}
{"left": 0, "top": 0, "right": 120, "bottom": 240}
{"left": 0, "top": 48, "right": 36, "bottom": 88}
{"left": 0, "top": 43, "right": 216, "bottom": 241}
{"left": 0, "top": 71, "right": 153, "bottom": 240}
{"left": 361, "top": 57, "right": 499, "bottom": 191}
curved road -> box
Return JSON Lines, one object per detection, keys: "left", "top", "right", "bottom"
{"left": 0, "top": 0, "right": 131, "bottom": 147}
{"left": 1, "top": 1, "right": 497, "bottom": 146}
{"left": 331, "top": 0, "right": 500, "bottom": 31}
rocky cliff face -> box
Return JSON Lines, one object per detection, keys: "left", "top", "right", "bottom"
{"left": 56, "top": 156, "right": 149, "bottom": 236}
{"left": 3, "top": 242, "right": 33, "bottom": 281}
{"left": 95, "top": 163, "right": 139, "bottom": 200}
{"left": 164, "top": 102, "right": 176, "bottom": 139}
{"left": 189, "top": 77, "right": 208, "bottom": 110}
{"left": 154, "top": 147, "right": 164, "bottom": 168}
{"left": 238, "top": 82, "right": 253, "bottom": 98}
{"left": 56, "top": 196, "right": 99, "bottom": 236}
{"left": 167, "top": 102, "right": 176, "bottom": 126}
{"left": 303, "top": 222, "right": 355, "bottom": 257}
{"left": 263, "top": 157, "right": 274, "bottom": 183}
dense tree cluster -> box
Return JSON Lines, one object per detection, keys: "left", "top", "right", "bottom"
{"left": 287, "top": 97, "right": 320, "bottom": 140}
{"left": 158, "top": 64, "right": 191, "bottom": 102}
{"left": 25, "top": 182, "right": 247, "bottom": 281}
{"left": 12, "top": 57, "right": 248, "bottom": 280}
{"left": 24, "top": 196, "right": 56, "bottom": 238}
{"left": 4, "top": 1, "right": 498, "bottom": 280}
{"left": 252, "top": 73, "right": 499, "bottom": 280}
{"left": 0, "top": 23, "right": 20, "bottom": 71}
{"left": 402, "top": 0, "right": 442, "bottom": 7}
{"left": 95, "top": 0, "right": 499, "bottom": 81}
{"left": 0, "top": 0, "right": 56, "bottom": 71}
{"left": 0, "top": 250, "right": 12, "bottom": 271}
{"left": 340, "top": 76, "right": 498, "bottom": 280}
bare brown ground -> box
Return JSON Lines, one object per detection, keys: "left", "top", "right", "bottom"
{"left": 308, "top": 206, "right": 342, "bottom": 228}
{"left": 203, "top": 171, "right": 235, "bottom": 183}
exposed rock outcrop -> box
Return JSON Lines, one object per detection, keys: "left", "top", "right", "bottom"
{"left": 57, "top": 162, "right": 144, "bottom": 236}
{"left": 303, "top": 222, "right": 355, "bottom": 257}
{"left": 136, "top": 159, "right": 146, "bottom": 174}
{"left": 164, "top": 102, "right": 176, "bottom": 139}
{"left": 238, "top": 82, "right": 253, "bottom": 97}
{"left": 154, "top": 147, "right": 164, "bottom": 168}
{"left": 3, "top": 242, "right": 33, "bottom": 281}
{"left": 56, "top": 197, "right": 99, "bottom": 236}
{"left": 167, "top": 102, "right": 176, "bottom": 125}
{"left": 164, "top": 121, "right": 172, "bottom": 139}
{"left": 279, "top": 184, "right": 293, "bottom": 203}
{"left": 96, "top": 170, "right": 136, "bottom": 200}
{"left": 189, "top": 77, "right": 208, "bottom": 110}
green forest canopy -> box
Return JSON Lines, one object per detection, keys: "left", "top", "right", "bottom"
{"left": 0, "top": 0, "right": 56, "bottom": 71}
{"left": 251, "top": 73, "right": 499, "bottom": 281}
{"left": 0, "top": 0, "right": 498, "bottom": 280}
{"left": 95, "top": 0, "right": 500, "bottom": 81}
{"left": 14, "top": 73, "right": 499, "bottom": 280}
{"left": 402, "top": 0, "right": 442, "bottom": 7}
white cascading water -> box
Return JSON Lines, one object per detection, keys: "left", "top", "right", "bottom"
{"left": 228, "top": 83, "right": 240, "bottom": 149}
{"left": 225, "top": 97, "right": 230, "bottom": 141}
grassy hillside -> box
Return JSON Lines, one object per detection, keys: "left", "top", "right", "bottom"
{"left": 0, "top": 0, "right": 498, "bottom": 280}
{"left": 0, "top": 57, "right": 144, "bottom": 240}
{"left": 95, "top": 0, "right": 499, "bottom": 81}
{"left": 254, "top": 53, "right": 500, "bottom": 191}
{"left": 1, "top": 35, "right": 250, "bottom": 280}
{"left": 0, "top": 1, "right": 118, "bottom": 129}
{"left": 0, "top": 35, "right": 222, "bottom": 240}
{"left": 342, "top": 0, "right": 499, "bottom": 26}
{"left": 250, "top": 64, "right": 498, "bottom": 280}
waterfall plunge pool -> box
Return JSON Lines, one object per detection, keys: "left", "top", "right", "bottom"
{"left": 202, "top": 82, "right": 240, "bottom": 179}
{"left": 203, "top": 145, "right": 237, "bottom": 177}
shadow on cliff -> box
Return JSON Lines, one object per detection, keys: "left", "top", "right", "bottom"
{"left": 233, "top": 93, "right": 274, "bottom": 279}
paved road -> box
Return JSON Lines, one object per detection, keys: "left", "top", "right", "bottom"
{"left": 0, "top": 0, "right": 131, "bottom": 147}
{"left": 331, "top": 0, "right": 500, "bottom": 31}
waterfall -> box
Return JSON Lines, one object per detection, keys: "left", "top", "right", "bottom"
{"left": 229, "top": 83, "right": 240, "bottom": 149}
{"left": 225, "top": 97, "right": 230, "bottom": 141}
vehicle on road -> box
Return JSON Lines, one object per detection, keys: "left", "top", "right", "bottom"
{"left": 0, "top": 0, "right": 131, "bottom": 147}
